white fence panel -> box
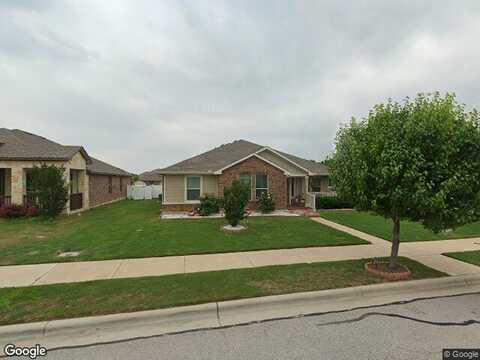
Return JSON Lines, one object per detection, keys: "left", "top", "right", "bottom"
{"left": 127, "top": 185, "right": 162, "bottom": 200}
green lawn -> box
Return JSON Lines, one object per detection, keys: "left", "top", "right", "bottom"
{"left": 443, "top": 250, "right": 480, "bottom": 267}
{"left": 0, "top": 200, "right": 366, "bottom": 266}
{"left": 0, "top": 257, "right": 445, "bottom": 325}
{"left": 319, "top": 210, "right": 480, "bottom": 242}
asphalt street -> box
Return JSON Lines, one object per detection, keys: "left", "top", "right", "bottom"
{"left": 10, "top": 293, "right": 480, "bottom": 360}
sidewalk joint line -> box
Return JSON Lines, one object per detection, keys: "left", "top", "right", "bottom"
{"left": 110, "top": 260, "right": 124, "bottom": 279}
{"left": 31, "top": 264, "right": 58, "bottom": 286}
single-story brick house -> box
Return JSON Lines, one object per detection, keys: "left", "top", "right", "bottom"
{"left": 0, "top": 128, "right": 132, "bottom": 213}
{"left": 156, "top": 140, "right": 334, "bottom": 211}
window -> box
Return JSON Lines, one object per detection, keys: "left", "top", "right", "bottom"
{"left": 310, "top": 177, "right": 322, "bottom": 192}
{"left": 255, "top": 173, "right": 268, "bottom": 199}
{"left": 328, "top": 177, "right": 335, "bottom": 190}
{"left": 0, "top": 169, "right": 4, "bottom": 195}
{"left": 120, "top": 178, "right": 123, "bottom": 192}
{"left": 108, "top": 176, "right": 113, "bottom": 194}
{"left": 239, "top": 172, "right": 252, "bottom": 200}
{"left": 25, "top": 170, "right": 34, "bottom": 193}
{"left": 186, "top": 176, "right": 201, "bottom": 201}
{"left": 70, "top": 171, "right": 80, "bottom": 194}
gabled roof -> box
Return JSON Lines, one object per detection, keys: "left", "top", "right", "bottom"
{"left": 87, "top": 157, "right": 132, "bottom": 177}
{"left": 0, "top": 128, "right": 90, "bottom": 162}
{"left": 156, "top": 139, "right": 329, "bottom": 176}
{"left": 139, "top": 170, "right": 163, "bottom": 182}
{"left": 159, "top": 140, "right": 264, "bottom": 174}
{"left": 0, "top": 128, "right": 131, "bottom": 177}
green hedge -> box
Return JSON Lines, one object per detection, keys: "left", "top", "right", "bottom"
{"left": 315, "top": 196, "right": 353, "bottom": 209}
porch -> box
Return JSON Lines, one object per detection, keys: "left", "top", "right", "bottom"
{"left": 287, "top": 176, "right": 335, "bottom": 210}
{"left": 0, "top": 166, "right": 88, "bottom": 213}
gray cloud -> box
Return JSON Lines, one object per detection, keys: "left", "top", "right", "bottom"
{"left": 1, "top": 0, "right": 479, "bottom": 173}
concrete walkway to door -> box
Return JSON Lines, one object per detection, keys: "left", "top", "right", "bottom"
{"left": 313, "top": 217, "right": 480, "bottom": 276}
{"left": 1, "top": 217, "right": 480, "bottom": 289}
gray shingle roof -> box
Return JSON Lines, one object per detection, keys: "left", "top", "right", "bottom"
{"left": 156, "top": 139, "right": 329, "bottom": 175}
{"left": 139, "top": 170, "right": 163, "bottom": 182}
{"left": 0, "top": 128, "right": 131, "bottom": 177}
{"left": 276, "top": 150, "right": 329, "bottom": 175}
{"left": 87, "top": 157, "right": 132, "bottom": 177}
{"left": 0, "top": 128, "right": 89, "bottom": 161}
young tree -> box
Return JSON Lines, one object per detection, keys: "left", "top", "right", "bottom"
{"left": 330, "top": 93, "right": 480, "bottom": 269}
{"left": 223, "top": 180, "right": 250, "bottom": 227}
{"left": 30, "top": 164, "right": 69, "bottom": 217}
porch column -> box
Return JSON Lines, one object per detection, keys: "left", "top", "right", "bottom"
{"left": 10, "top": 165, "right": 24, "bottom": 205}
{"left": 82, "top": 171, "right": 90, "bottom": 210}
{"left": 64, "top": 167, "right": 71, "bottom": 214}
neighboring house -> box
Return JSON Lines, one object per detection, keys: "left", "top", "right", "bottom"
{"left": 156, "top": 140, "right": 334, "bottom": 211}
{"left": 0, "top": 128, "right": 132, "bottom": 213}
{"left": 138, "top": 170, "right": 163, "bottom": 186}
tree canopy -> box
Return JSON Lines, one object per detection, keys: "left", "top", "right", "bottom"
{"left": 330, "top": 92, "right": 480, "bottom": 268}
{"left": 30, "top": 164, "right": 69, "bottom": 217}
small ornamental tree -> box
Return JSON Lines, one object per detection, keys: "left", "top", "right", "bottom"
{"left": 223, "top": 180, "right": 250, "bottom": 227}
{"left": 330, "top": 92, "right": 480, "bottom": 270}
{"left": 30, "top": 164, "right": 69, "bottom": 217}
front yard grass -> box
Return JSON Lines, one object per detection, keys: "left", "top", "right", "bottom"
{"left": 443, "top": 251, "right": 480, "bottom": 267}
{"left": 319, "top": 210, "right": 480, "bottom": 242}
{"left": 0, "top": 200, "right": 366, "bottom": 266}
{"left": 0, "top": 257, "right": 445, "bottom": 325}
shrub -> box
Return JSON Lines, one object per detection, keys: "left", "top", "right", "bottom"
{"left": 258, "top": 192, "right": 275, "bottom": 213}
{"left": 197, "top": 195, "right": 222, "bottom": 216}
{"left": 0, "top": 205, "right": 37, "bottom": 219}
{"left": 223, "top": 180, "right": 250, "bottom": 226}
{"left": 30, "top": 164, "right": 69, "bottom": 217}
{"left": 315, "top": 196, "right": 353, "bottom": 209}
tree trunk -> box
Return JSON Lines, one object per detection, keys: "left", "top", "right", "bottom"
{"left": 388, "top": 216, "right": 401, "bottom": 270}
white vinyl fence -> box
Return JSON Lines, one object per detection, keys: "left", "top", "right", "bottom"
{"left": 127, "top": 185, "right": 162, "bottom": 200}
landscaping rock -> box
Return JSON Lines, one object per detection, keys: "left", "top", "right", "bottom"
{"left": 57, "top": 251, "right": 81, "bottom": 258}
{"left": 222, "top": 224, "right": 247, "bottom": 232}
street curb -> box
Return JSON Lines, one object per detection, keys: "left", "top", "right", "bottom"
{"left": 1, "top": 274, "right": 480, "bottom": 350}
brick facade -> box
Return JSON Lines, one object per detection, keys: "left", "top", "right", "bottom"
{"left": 218, "top": 156, "right": 288, "bottom": 209}
{"left": 88, "top": 174, "right": 130, "bottom": 208}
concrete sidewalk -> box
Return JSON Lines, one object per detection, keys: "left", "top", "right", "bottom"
{"left": 0, "top": 244, "right": 390, "bottom": 288}
{"left": 312, "top": 217, "right": 480, "bottom": 276}
{"left": 1, "top": 217, "right": 480, "bottom": 288}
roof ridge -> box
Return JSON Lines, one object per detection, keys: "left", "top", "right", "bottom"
{"left": 12, "top": 129, "right": 65, "bottom": 147}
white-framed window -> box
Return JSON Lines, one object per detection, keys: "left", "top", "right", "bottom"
{"left": 185, "top": 176, "right": 201, "bottom": 201}
{"left": 239, "top": 172, "right": 252, "bottom": 200}
{"left": 255, "top": 173, "right": 268, "bottom": 200}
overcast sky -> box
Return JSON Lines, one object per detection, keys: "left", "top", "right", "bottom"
{"left": 1, "top": 1, "right": 479, "bottom": 173}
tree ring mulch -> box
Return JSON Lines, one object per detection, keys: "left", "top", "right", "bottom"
{"left": 221, "top": 224, "right": 248, "bottom": 233}
{"left": 365, "top": 261, "right": 412, "bottom": 281}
